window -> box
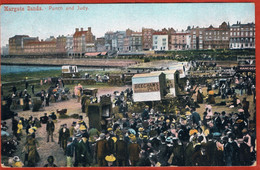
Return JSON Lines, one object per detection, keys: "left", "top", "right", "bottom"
{"left": 199, "top": 31, "right": 202, "bottom": 34}
{"left": 241, "top": 32, "right": 244, "bottom": 36}
{"left": 237, "top": 32, "right": 240, "bottom": 36}
{"left": 206, "top": 32, "right": 208, "bottom": 35}
{"left": 193, "top": 35, "right": 196, "bottom": 38}
{"left": 162, "top": 38, "right": 166, "bottom": 41}
{"left": 214, "top": 31, "right": 216, "bottom": 35}
{"left": 250, "top": 32, "right": 253, "bottom": 36}
{"left": 246, "top": 32, "right": 248, "bottom": 36}
{"left": 234, "top": 32, "right": 236, "bottom": 36}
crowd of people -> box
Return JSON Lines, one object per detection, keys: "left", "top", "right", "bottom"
{"left": 1, "top": 66, "right": 256, "bottom": 167}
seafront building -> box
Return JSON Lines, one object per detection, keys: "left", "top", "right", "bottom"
{"left": 229, "top": 22, "right": 255, "bottom": 49}
{"left": 6, "top": 21, "right": 255, "bottom": 56}
{"left": 152, "top": 31, "right": 169, "bottom": 51}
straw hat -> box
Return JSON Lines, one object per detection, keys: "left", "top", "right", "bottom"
{"left": 209, "top": 91, "right": 214, "bottom": 95}
{"left": 166, "top": 119, "right": 170, "bottom": 123}
{"left": 189, "top": 129, "right": 198, "bottom": 136}
{"left": 185, "top": 111, "right": 191, "bottom": 116}
{"left": 28, "top": 128, "right": 34, "bottom": 134}
{"left": 105, "top": 154, "right": 116, "bottom": 162}
{"left": 138, "top": 127, "right": 144, "bottom": 132}
{"left": 131, "top": 136, "right": 137, "bottom": 142}
{"left": 107, "top": 128, "right": 113, "bottom": 132}
{"left": 112, "top": 137, "right": 117, "bottom": 143}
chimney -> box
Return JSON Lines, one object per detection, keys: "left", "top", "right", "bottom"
{"left": 88, "top": 27, "right": 91, "bottom": 32}
{"left": 81, "top": 28, "right": 83, "bottom": 31}
{"left": 76, "top": 28, "right": 79, "bottom": 32}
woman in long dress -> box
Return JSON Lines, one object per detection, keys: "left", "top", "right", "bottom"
{"left": 24, "top": 129, "right": 40, "bottom": 167}
{"left": 197, "top": 88, "right": 203, "bottom": 104}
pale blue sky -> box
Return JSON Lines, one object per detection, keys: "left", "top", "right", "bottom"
{"left": 1, "top": 3, "right": 255, "bottom": 46}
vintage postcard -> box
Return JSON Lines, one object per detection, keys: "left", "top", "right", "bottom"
{"left": 0, "top": 3, "right": 256, "bottom": 167}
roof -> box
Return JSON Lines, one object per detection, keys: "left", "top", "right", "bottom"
{"left": 151, "top": 70, "right": 177, "bottom": 74}
{"left": 100, "top": 52, "right": 107, "bottom": 55}
{"left": 133, "top": 72, "right": 164, "bottom": 78}
{"left": 25, "top": 41, "right": 56, "bottom": 45}
{"left": 11, "top": 35, "right": 29, "bottom": 39}
{"left": 231, "top": 23, "right": 255, "bottom": 27}
{"left": 74, "top": 31, "right": 88, "bottom": 37}
{"left": 172, "top": 33, "right": 189, "bottom": 35}
{"left": 85, "top": 52, "right": 108, "bottom": 56}
{"left": 85, "top": 52, "right": 101, "bottom": 56}
{"left": 153, "top": 32, "right": 167, "bottom": 35}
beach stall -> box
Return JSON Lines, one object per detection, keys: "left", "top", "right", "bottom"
{"left": 169, "top": 62, "right": 190, "bottom": 78}
{"left": 151, "top": 70, "right": 180, "bottom": 97}
{"left": 132, "top": 72, "right": 167, "bottom": 102}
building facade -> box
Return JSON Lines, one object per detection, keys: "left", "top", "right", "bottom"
{"left": 1, "top": 44, "right": 9, "bottom": 56}
{"left": 56, "top": 35, "right": 67, "bottom": 54}
{"left": 152, "top": 32, "right": 168, "bottom": 51}
{"left": 112, "top": 31, "right": 126, "bottom": 52}
{"left": 169, "top": 32, "right": 189, "bottom": 50}
{"left": 130, "top": 32, "right": 142, "bottom": 52}
{"left": 9, "top": 35, "right": 30, "bottom": 55}
{"left": 123, "top": 37, "right": 131, "bottom": 52}
{"left": 190, "top": 27, "right": 205, "bottom": 50}
{"left": 104, "top": 31, "right": 114, "bottom": 51}
{"left": 203, "top": 22, "right": 230, "bottom": 49}
{"left": 142, "top": 28, "right": 154, "bottom": 51}
{"left": 66, "top": 35, "right": 74, "bottom": 56}
{"left": 229, "top": 22, "right": 255, "bottom": 49}
{"left": 73, "top": 27, "right": 95, "bottom": 56}
{"left": 95, "top": 37, "right": 106, "bottom": 52}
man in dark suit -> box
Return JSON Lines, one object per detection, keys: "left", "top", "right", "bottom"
{"left": 128, "top": 136, "right": 141, "bottom": 166}
{"left": 142, "top": 106, "right": 149, "bottom": 121}
{"left": 205, "top": 134, "right": 217, "bottom": 165}
{"left": 191, "top": 108, "right": 201, "bottom": 126}
{"left": 115, "top": 135, "right": 127, "bottom": 166}
{"left": 213, "top": 112, "right": 222, "bottom": 132}
{"left": 78, "top": 134, "right": 92, "bottom": 166}
{"left": 96, "top": 133, "right": 109, "bottom": 166}
{"left": 59, "top": 124, "right": 70, "bottom": 154}
{"left": 46, "top": 118, "right": 55, "bottom": 142}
